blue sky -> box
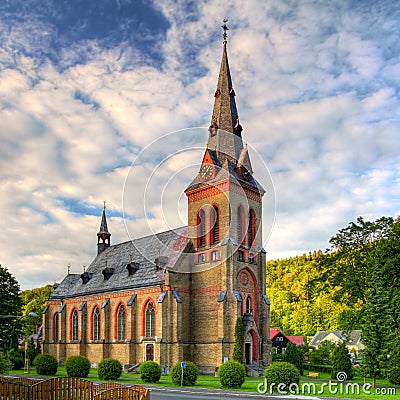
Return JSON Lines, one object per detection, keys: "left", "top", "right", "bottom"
{"left": 0, "top": 0, "right": 399, "bottom": 290}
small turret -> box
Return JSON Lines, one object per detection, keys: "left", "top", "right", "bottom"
{"left": 97, "top": 202, "right": 111, "bottom": 255}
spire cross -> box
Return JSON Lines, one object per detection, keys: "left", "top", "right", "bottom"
{"left": 103, "top": 200, "right": 107, "bottom": 210}
{"left": 222, "top": 19, "right": 229, "bottom": 43}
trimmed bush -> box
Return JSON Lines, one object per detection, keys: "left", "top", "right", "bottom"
{"left": 139, "top": 360, "right": 162, "bottom": 383}
{"left": 7, "top": 349, "right": 24, "bottom": 370}
{"left": 171, "top": 361, "right": 198, "bottom": 386}
{"left": 33, "top": 353, "right": 58, "bottom": 375}
{"left": 98, "top": 358, "right": 122, "bottom": 380}
{"left": 264, "top": 362, "right": 300, "bottom": 391}
{"left": 218, "top": 360, "right": 246, "bottom": 388}
{"left": 65, "top": 355, "right": 91, "bottom": 378}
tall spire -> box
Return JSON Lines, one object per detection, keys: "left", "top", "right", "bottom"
{"left": 208, "top": 20, "right": 244, "bottom": 165}
{"left": 97, "top": 201, "right": 111, "bottom": 255}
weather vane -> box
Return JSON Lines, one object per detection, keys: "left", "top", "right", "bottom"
{"left": 222, "top": 19, "right": 229, "bottom": 43}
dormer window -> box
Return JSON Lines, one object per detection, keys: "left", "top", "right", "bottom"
{"left": 126, "top": 260, "right": 140, "bottom": 275}
{"left": 155, "top": 255, "right": 168, "bottom": 270}
{"left": 102, "top": 262, "right": 114, "bottom": 280}
{"left": 198, "top": 253, "right": 206, "bottom": 263}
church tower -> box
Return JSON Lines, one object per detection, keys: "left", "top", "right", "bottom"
{"left": 184, "top": 23, "right": 271, "bottom": 372}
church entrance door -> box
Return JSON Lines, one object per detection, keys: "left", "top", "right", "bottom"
{"left": 146, "top": 344, "right": 154, "bottom": 361}
{"left": 245, "top": 343, "right": 251, "bottom": 364}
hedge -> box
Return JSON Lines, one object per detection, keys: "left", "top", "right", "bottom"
{"left": 218, "top": 361, "right": 246, "bottom": 388}
{"left": 139, "top": 360, "right": 162, "bottom": 383}
{"left": 65, "top": 355, "right": 91, "bottom": 378}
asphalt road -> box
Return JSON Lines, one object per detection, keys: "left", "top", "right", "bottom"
{"left": 148, "top": 387, "right": 322, "bottom": 400}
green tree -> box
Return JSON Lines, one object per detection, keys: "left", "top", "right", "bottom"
{"left": 283, "top": 342, "right": 303, "bottom": 375}
{"left": 309, "top": 341, "right": 335, "bottom": 365}
{"left": 318, "top": 216, "right": 394, "bottom": 305}
{"left": 232, "top": 316, "right": 244, "bottom": 363}
{"left": 360, "top": 262, "right": 394, "bottom": 388}
{"left": 9, "top": 329, "right": 19, "bottom": 351}
{"left": 0, "top": 264, "right": 23, "bottom": 350}
{"left": 331, "top": 342, "right": 353, "bottom": 380}
{"left": 20, "top": 285, "right": 54, "bottom": 337}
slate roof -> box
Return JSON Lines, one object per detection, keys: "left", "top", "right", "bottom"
{"left": 309, "top": 330, "right": 362, "bottom": 347}
{"left": 49, "top": 226, "right": 188, "bottom": 300}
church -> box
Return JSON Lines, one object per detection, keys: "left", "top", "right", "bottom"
{"left": 43, "top": 26, "right": 272, "bottom": 374}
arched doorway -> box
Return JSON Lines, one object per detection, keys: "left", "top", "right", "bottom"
{"left": 244, "top": 332, "right": 252, "bottom": 364}
{"left": 245, "top": 329, "right": 259, "bottom": 364}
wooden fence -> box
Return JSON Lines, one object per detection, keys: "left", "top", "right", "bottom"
{"left": 0, "top": 376, "right": 150, "bottom": 400}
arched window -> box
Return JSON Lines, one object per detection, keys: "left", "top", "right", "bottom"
{"left": 117, "top": 304, "right": 126, "bottom": 341}
{"left": 237, "top": 205, "right": 245, "bottom": 244}
{"left": 197, "top": 208, "right": 206, "bottom": 248}
{"left": 93, "top": 307, "right": 101, "bottom": 341}
{"left": 211, "top": 205, "right": 220, "bottom": 245}
{"left": 71, "top": 310, "right": 78, "bottom": 341}
{"left": 246, "top": 296, "right": 252, "bottom": 314}
{"left": 53, "top": 312, "right": 59, "bottom": 342}
{"left": 248, "top": 209, "right": 256, "bottom": 248}
{"left": 145, "top": 302, "right": 155, "bottom": 337}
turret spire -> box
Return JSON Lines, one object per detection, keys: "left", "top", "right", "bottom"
{"left": 97, "top": 202, "right": 111, "bottom": 255}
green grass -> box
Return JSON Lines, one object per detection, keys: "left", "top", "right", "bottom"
{"left": 6, "top": 367, "right": 400, "bottom": 399}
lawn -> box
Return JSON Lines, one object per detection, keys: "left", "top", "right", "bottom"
{"left": 7, "top": 367, "right": 400, "bottom": 399}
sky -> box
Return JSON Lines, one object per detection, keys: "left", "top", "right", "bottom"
{"left": 0, "top": 0, "right": 399, "bottom": 290}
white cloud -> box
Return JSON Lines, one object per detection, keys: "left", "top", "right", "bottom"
{"left": 0, "top": 0, "right": 399, "bottom": 288}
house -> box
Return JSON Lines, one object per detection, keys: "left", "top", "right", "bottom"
{"left": 42, "top": 25, "right": 272, "bottom": 374}
{"left": 270, "top": 328, "right": 304, "bottom": 354}
{"left": 309, "top": 330, "right": 364, "bottom": 358}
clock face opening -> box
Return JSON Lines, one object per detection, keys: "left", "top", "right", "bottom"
{"left": 200, "top": 164, "right": 214, "bottom": 181}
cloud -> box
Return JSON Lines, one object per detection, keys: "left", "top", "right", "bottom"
{"left": 0, "top": 0, "right": 399, "bottom": 288}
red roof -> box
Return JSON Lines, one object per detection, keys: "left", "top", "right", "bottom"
{"left": 287, "top": 336, "right": 304, "bottom": 346}
{"left": 270, "top": 328, "right": 283, "bottom": 340}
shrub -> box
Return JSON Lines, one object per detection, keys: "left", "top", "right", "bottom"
{"left": 218, "top": 360, "right": 246, "bottom": 388}
{"left": 0, "top": 353, "right": 12, "bottom": 374}
{"left": 171, "top": 361, "right": 198, "bottom": 386}
{"left": 7, "top": 348, "right": 24, "bottom": 370}
{"left": 283, "top": 342, "right": 304, "bottom": 375}
{"left": 65, "top": 355, "right": 91, "bottom": 378}
{"left": 139, "top": 360, "right": 162, "bottom": 383}
{"left": 330, "top": 342, "right": 353, "bottom": 380}
{"left": 34, "top": 353, "right": 58, "bottom": 375}
{"left": 98, "top": 358, "right": 122, "bottom": 380}
{"left": 264, "top": 362, "right": 300, "bottom": 391}
{"left": 232, "top": 317, "right": 244, "bottom": 363}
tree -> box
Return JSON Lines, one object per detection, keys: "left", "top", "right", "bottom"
{"left": 360, "top": 262, "right": 394, "bottom": 388}
{"left": 0, "top": 264, "right": 23, "bottom": 350}
{"left": 309, "top": 341, "right": 335, "bottom": 365}
{"left": 232, "top": 316, "right": 244, "bottom": 363}
{"left": 331, "top": 342, "right": 353, "bottom": 380}
{"left": 318, "top": 216, "right": 394, "bottom": 305}
{"left": 283, "top": 342, "right": 303, "bottom": 375}
{"left": 20, "top": 285, "right": 54, "bottom": 337}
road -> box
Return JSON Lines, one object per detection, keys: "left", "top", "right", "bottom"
{"left": 148, "top": 387, "right": 323, "bottom": 400}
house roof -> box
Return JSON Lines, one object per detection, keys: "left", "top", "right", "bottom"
{"left": 270, "top": 328, "right": 284, "bottom": 340}
{"left": 309, "top": 330, "right": 362, "bottom": 347}
{"left": 49, "top": 226, "right": 188, "bottom": 300}
{"left": 287, "top": 335, "right": 304, "bottom": 346}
